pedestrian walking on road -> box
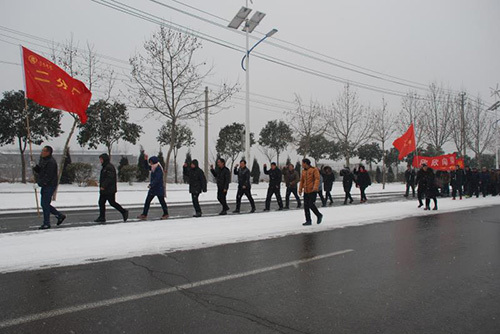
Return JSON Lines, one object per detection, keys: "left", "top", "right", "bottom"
{"left": 263, "top": 162, "right": 284, "bottom": 211}
{"left": 283, "top": 163, "right": 301, "bottom": 209}
{"left": 137, "top": 155, "right": 169, "bottom": 220}
{"left": 470, "top": 168, "right": 480, "bottom": 198}
{"left": 210, "top": 158, "right": 231, "bottom": 215}
{"left": 95, "top": 153, "right": 128, "bottom": 223}
{"left": 422, "top": 165, "right": 438, "bottom": 210}
{"left": 355, "top": 165, "right": 371, "bottom": 203}
{"left": 32, "top": 145, "right": 66, "bottom": 229}
{"left": 321, "top": 166, "right": 335, "bottom": 206}
{"left": 416, "top": 165, "right": 426, "bottom": 207}
{"left": 404, "top": 165, "right": 416, "bottom": 198}
{"left": 233, "top": 160, "right": 256, "bottom": 213}
{"left": 479, "top": 167, "right": 490, "bottom": 197}
{"left": 183, "top": 159, "right": 207, "bottom": 217}
{"left": 340, "top": 167, "right": 354, "bottom": 205}
{"left": 299, "top": 159, "right": 323, "bottom": 226}
{"left": 450, "top": 165, "right": 464, "bottom": 200}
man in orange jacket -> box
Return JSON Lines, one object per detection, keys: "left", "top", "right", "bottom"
{"left": 299, "top": 158, "right": 323, "bottom": 226}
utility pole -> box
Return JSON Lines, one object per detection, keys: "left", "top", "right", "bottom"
{"left": 459, "top": 92, "right": 466, "bottom": 158}
{"left": 204, "top": 86, "right": 209, "bottom": 177}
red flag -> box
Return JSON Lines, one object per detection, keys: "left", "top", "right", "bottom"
{"left": 21, "top": 46, "right": 91, "bottom": 124}
{"left": 392, "top": 124, "right": 416, "bottom": 160}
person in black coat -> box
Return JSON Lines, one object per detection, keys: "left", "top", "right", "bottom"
{"left": 183, "top": 159, "right": 207, "bottom": 217}
{"left": 263, "top": 162, "right": 284, "bottom": 211}
{"left": 95, "top": 153, "right": 128, "bottom": 223}
{"left": 422, "top": 166, "right": 438, "bottom": 210}
{"left": 32, "top": 145, "right": 66, "bottom": 229}
{"left": 404, "top": 165, "right": 416, "bottom": 198}
{"left": 479, "top": 167, "right": 490, "bottom": 197}
{"left": 464, "top": 166, "right": 472, "bottom": 197}
{"left": 137, "top": 155, "right": 169, "bottom": 220}
{"left": 233, "top": 159, "right": 256, "bottom": 213}
{"left": 355, "top": 165, "right": 371, "bottom": 203}
{"left": 415, "top": 165, "right": 427, "bottom": 207}
{"left": 450, "top": 165, "right": 465, "bottom": 200}
{"left": 210, "top": 158, "right": 231, "bottom": 215}
{"left": 283, "top": 163, "right": 301, "bottom": 209}
{"left": 470, "top": 168, "right": 480, "bottom": 198}
{"left": 340, "top": 167, "right": 354, "bottom": 205}
{"left": 321, "top": 166, "right": 335, "bottom": 206}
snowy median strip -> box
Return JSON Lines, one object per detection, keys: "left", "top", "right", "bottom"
{"left": 0, "top": 197, "right": 498, "bottom": 274}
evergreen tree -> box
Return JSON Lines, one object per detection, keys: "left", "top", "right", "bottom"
{"left": 250, "top": 158, "right": 260, "bottom": 184}
{"left": 157, "top": 150, "right": 165, "bottom": 169}
{"left": 60, "top": 147, "right": 74, "bottom": 184}
{"left": 295, "top": 161, "right": 302, "bottom": 175}
{"left": 183, "top": 151, "right": 192, "bottom": 183}
{"left": 387, "top": 166, "right": 395, "bottom": 182}
{"left": 118, "top": 156, "right": 129, "bottom": 182}
{"left": 285, "top": 156, "right": 291, "bottom": 166}
{"left": 375, "top": 166, "right": 382, "bottom": 183}
{"left": 136, "top": 147, "right": 149, "bottom": 182}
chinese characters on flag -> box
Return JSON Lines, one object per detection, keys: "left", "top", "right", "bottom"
{"left": 21, "top": 46, "right": 91, "bottom": 124}
{"left": 412, "top": 153, "right": 461, "bottom": 171}
{"left": 392, "top": 124, "right": 416, "bottom": 160}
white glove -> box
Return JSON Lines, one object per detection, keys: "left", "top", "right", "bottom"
{"left": 30, "top": 161, "right": 36, "bottom": 168}
{"left": 32, "top": 183, "right": 39, "bottom": 190}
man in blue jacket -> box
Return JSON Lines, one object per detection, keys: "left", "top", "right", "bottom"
{"left": 137, "top": 155, "right": 169, "bottom": 220}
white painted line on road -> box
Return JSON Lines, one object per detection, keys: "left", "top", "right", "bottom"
{"left": 0, "top": 249, "right": 354, "bottom": 329}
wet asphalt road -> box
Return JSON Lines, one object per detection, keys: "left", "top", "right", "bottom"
{"left": 0, "top": 192, "right": 403, "bottom": 233}
{"left": 0, "top": 204, "right": 499, "bottom": 333}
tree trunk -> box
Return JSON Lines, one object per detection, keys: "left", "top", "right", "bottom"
{"left": 55, "top": 117, "right": 78, "bottom": 200}
{"left": 276, "top": 151, "right": 280, "bottom": 167}
{"left": 18, "top": 137, "right": 27, "bottom": 184}
{"left": 345, "top": 155, "right": 350, "bottom": 166}
{"left": 382, "top": 144, "right": 386, "bottom": 190}
{"left": 173, "top": 150, "right": 178, "bottom": 184}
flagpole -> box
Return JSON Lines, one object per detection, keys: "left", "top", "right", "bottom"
{"left": 20, "top": 45, "right": 41, "bottom": 217}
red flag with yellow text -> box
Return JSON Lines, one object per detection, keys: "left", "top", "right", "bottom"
{"left": 392, "top": 124, "right": 416, "bottom": 160}
{"left": 21, "top": 46, "right": 91, "bottom": 124}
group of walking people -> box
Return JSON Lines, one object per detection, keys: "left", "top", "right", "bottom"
{"left": 32, "top": 146, "right": 377, "bottom": 229}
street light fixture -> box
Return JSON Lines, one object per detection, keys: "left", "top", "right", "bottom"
{"left": 228, "top": 4, "right": 277, "bottom": 162}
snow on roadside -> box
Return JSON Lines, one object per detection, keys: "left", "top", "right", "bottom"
{"left": 0, "top": 182, "right": 404, "bottom": 212}
{"left": 0, "top": 196, "right": 498, "bottom": 274}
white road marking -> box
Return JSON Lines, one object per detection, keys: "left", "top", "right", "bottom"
{"left": 0, "top": 249, "right": 353, "bottom": 329}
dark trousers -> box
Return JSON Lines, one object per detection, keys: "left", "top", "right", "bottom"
{"left": 142, "top": 193, "right": 169, "bottom": 216}
{"left": 191, "top": 193, "right": 202, "bottom": 213}
{"left": 285, "top": 187, "right": 301, "bottom": 208}
{"left": 480, "top": 183, "right": 489, "bottom": 197}
{"left": 265, "top": 186, "right": 283, "bottom": 209}
{"left": 318, "top": 190, "right": 326, "bottom": 205}
{"left": 451, "top": 185, "right": 463, "bottom": 199}
{"left": 40, "top": 186, "right": 61, "bottom": 225}
{"left": 99, "top": 193, "right": 126, "bottom": 218}
{"left": 405, "top": 183, "right": 415, "bottom": 197}
{"left": 471, "top": 184, "right": 479, "bottom": 197}
{"left": 236, "top": 188, "right": 255, "bottom": 210}
{"left": 425, "top": 197, "right": 437, "bottom": 209}
{"left": 344, "top": 190, "right": 353, "bottom": 203}
{"left": 303, "top": 192, "right": 321, "bottom": 223}
{"left": 217, "top": 189, "right": 229, "bottom": 211}
{"left": 417, "top": 186, "right": 424, "bottom": 205}
{"left": 360, "top": 186, "right": 367, "bottom": 201}
{"left": 325, "top": 191, "right": 333, "bottom": 204}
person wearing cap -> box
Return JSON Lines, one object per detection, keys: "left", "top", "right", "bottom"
{"left": 233, "top": 159, "right": 256, "bottom": 213}
{"left": 340, "top": 166, "right": 354, "bottom": 205}
{"left": 210, "top": 158, "right": 231, "bottom": 215}
{"left": 183, "top": 159, "right": 207, "bottom": 217}
{"left": 415, "top": 163, "right": 427, "bottom": 208}
{"left": 263, "top": 162, "right": 284, "bottom": 211}
{"left": 299, "top": 158, "right": 323, "bottom": 226}
{"left": 283, "top": 163, "right": 301, "bottom": 209}
{"left": 137, "top": 155, "right": 169, "bottom": 220}
{"left": 95, "top": 153, "right": 128, "bottom": 223}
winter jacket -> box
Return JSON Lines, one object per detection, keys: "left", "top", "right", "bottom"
{"left": 340, "top": 168, "right": 354, "bottom": 192}
{"left": 404, "top": 169, "right": 416, "bottom": 185}
{"left": 299, "top": 167, "right": 320, "bottom": 194}
{"left": 356, "top": 171, "right": 372, "bottom": 189}
{"left": 416, "top": 169, "right": 426, "bottom": 188}
{"left": 183, "top": 159, "right": 207, "bottom": 194}
{"left": 148, "top": 166, "right": 165, "bottom": 197}
{"left": 99, "top": 154, "right": 118, "bottom": 194}
{"left": 34, "top": 155, "right": 58, "bottom": 188}
{"left": 283, "top": 168, "right": 300, "bottom": 188}
{"left": 471, "top": 171, "right": 480, "bottom": 186}
{"left": 234, "top": 166, "right": 251, "bottom": 189}
{"left": 479, "top": 171, "right": 490, "bottom": 185}
{"left": 264, "top": 166, "right": 282, "bottom": 188}
{"left": 450, "top": 169, "right": 465, "bottom": 187}
{"left": 322, "top": 172, "right": 335, "bottom": 192}
{"left": 211, "top": 166, "right": 231, "bottom": 191}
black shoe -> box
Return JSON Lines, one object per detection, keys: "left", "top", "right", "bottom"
{"left": 56, "top": 214, "right": 66, "bottom": 226}
{"left": 233, "top": 209, "right": 240, "bottom": 214}
{"left": 329, "top": 201, "right": 333, "bottom": 206}
{"left": 193, "top": 212, "right": 202, "bottom": 218}
{"left": 302, "top": 221, "right": 312, "bottom": 226}
{"left": 122, "top": 210, "right": 129, "bottom": 222}
{"left": 38, "top": 224, "right": 50, "bottom": 230}
{"left": 219, "top": 211, "right": 227, "bottom": 215}
{"left": 284, "top": 206, "right": 289, "bottom": 209}
{"left": 297, "top": 204, "right": 302, "bottom": 208}
{"left": 278, "top": 207, "right": 283, "bottom": 211}
{"left": 349, "top": 199, "right": 353, "bottom": 204}
{"left": 433, "top": 207, "right": 438, "bottom": 211}
{"left": 263, "top": 208, "right": 270, "bottom": 212}
{"left": 250, "top": 208, "right": 256, "bottom": 213}
{"left": 424, "top": 207, "right": 430, "bottom": 211}
{"left": 418, "top": 204, "right": 423, "bottom": 208}
{"left": 94, "top": 217, "right": 106, "bottom": 223}
{"left": 343, "top": 201, "right": 347, "bottom": 205}
{"left": 317, "top": 214, "right": 323, "bottom": 225}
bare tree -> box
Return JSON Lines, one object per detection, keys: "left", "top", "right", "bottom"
{"left": 372, "top": 98, "right": 395, "bottom": 189}
{"left": 129, "top": 26, "right": 236, "bottom": 189}
{"left": 398, "top": 91, "right": 424, "bottom": 147}
{"left": 286, "top": 94, "right": 326, "bottom": 158}
{"left": 467, "top": 96, "right": 495, "bottom": 167}
{"left": 258, "top": 145, "right": 275, "bottom": 164}
{"left": 450, "top": 93, "right": 472, "bottom": 156}
{"left": 327, "top": 83, "right": 372, "bottom": 165}
{"left": 422, "top": 83, "right": 454, "bottom": 151}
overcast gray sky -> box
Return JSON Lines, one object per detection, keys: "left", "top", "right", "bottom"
{"left": 1, "top": 0, "right": 499, "bottom": 165}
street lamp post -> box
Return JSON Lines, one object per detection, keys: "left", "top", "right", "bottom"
{"left": 228, "top": 5, "right": 277, "bottom": 162}
{"left": 487, "top": 101, "right": 500, "bottom": 169}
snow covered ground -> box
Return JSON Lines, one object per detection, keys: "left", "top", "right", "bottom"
{"left": 0, "top": 195, "right": 498, "bottom": 274}
{"left": 0, "top": 182, "right": 405, "bottom": 212}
